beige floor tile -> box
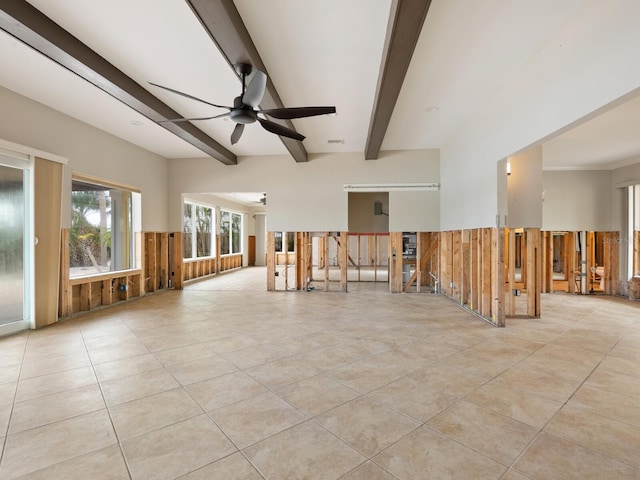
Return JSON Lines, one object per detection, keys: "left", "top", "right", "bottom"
{"left": 19, "top": 350, "right": 92, "bottom": 380}
{"left": 513, "top": 432, "right": 638, "bottom": 480}
{"left": 165, "top": 354, "right": 237, "bottom": 385}
{"left": 122, "top": 414, "right": 236, "bottom": 480}
{"left": 373, "top": 426, "right": 506, "bottom": 480}
{"left": 109, "top": 387, "right": 203, "bottom": 440}
{"left": 598, "top": 354, "right": 640, "bottom": 378}
{"left": 603, "top": 344, "right": 640, "bottom": 362}
{"left": 341, "top": 461, "right": 398, "bottom": 480}
{"left": 491, "top": 365, "right": 581, "bottom": 403}
{"left": 316, "top": 396, "right": 420, "bottom": 457}
{"left": 515, "top": 355, "right": 595, "bottom": 382}
{"left": 528, "top": 343, "right": 605, "bottom": 367}
{"left": 210, "top": 391, "right": 307, "bottom": 449}
{"left": 222, "top": 343, "right": 291, "bottom": 369}
{"left": 545, "top": 404, "right": 640, "bottom": 467}
{"left": 368, "top": 375, "right": 459, "bottom": 423}
{"left": 585, "top": 368, "right": 640, "bottom": 399}
{"left": 501, "top": 469, "right": 536, "bottom": 480}
{"left": 428, "top": 400, "right": 539, "bottom": 465}
{"left": 93, "top": 353, "right": 163, "bottom": 383}
{"left": 467, "top": 380, "right": 563, "bottom": 428}
{"left": 245, "top": 357, "right": 324, "bottom": 389}
{"left": 100, "top": 368, "right": 179, "bottom": 406}
{"left": 275, "top": 375, "right": 360, "bottom": 417}
{"left": 293, "top": 346, "right": 363, "bottom": 371}
{"left": 15, "top": 366, "right": 97, "bottom": 402}
{"left": 404, "top": 362, "right": 488, "bottom": 397}
{"left": 179, "top": 452, "right": 262, "bottom": 479}
{"left": 137, "top": 332, "right": 199, "bottom": 353}
{"left": 9, "top": 383, "right": 105, "bottom": 434}
{"left": 185, "top": 371, "right": 267, "bottom": 411}
{"left": 203, "top": 333, "right": 263, "bottom": 353}
{"left": 0, "top": 402, "right": 11, "bottom": 435}
{"left": 326, "top": 357, "right": 406, "bottom": 394}
{"left": 244, "top": 420, "right": 365, "bottom": 480}
{"left": 9, "top": 444, "right": 129, "bottom": 480}
{"left": 152, "top": 343, "right": 216, "bottom": 367}
{"left": 0, "top": 364, "right": 21, "bottom": 385}
{"left": 0, "top": 409, "right": 117, "bottom": 479}
{"left": 87, "top": 341, "right": 150, "bottom": 365}
{"left": 569, "top": 384, "right": 640, "bottom": 428}
{"left": 0, "top": 381, "right": 17, "bottom": 406}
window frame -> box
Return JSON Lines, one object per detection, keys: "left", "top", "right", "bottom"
{"left": 69, "top": 175, "right": 140, "bottom": 278}
{"left": 183, "top": 199, "right": 215, "bottom": 260}
{"left": 220, "top": 208, "right": 243, "bottom": 256}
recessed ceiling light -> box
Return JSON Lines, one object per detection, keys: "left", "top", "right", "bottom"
{"left": 130, "top": 120, "right": 144, "bottom": 126}
{"left": 424, "top": 107, "right": 440, "bottom": 113}
{"left": 327, "top": 139, "right": 345, "bottom": 144}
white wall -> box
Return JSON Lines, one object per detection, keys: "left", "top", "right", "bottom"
{"left": 168, "top": 149, "right": 440, "bottom": 232}
{"left": 440, "top": 0, "right": 640, "bottom": 231}
{"left": 0, "top": 86, "right": 170, "bottom": 231}
{"left": 542, "top": 170, "right": 612, "bottom": 231}
{"left": 508, "top": 147, "right": 543, "bottom": 228}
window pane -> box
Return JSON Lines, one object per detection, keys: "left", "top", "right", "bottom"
{"left": 196, "top": 206, "right": 212, "bottom": 257}
{"left": 183, "top": 203, "right": 193, "bottom": 259}
{"left": 275, "top": 232, "right": 283, "bottom": 252}
{"left": 70, "top": 180, "right": 134, "bottom": 277}
{"left": 287, "top": 232, "right": 295, "bottom": 252}
{"left": 220, "top": 210, "right": 230, "bottom": 255}
{"left": 231, "top": 213, "right": 242, "bottom": 254}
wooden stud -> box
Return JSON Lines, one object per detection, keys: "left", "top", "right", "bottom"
{"left": 492, "top": 228, "right": 505, "bottom": 326}
{"left": 470, "top": 229, "right": 479, "bottom": 310}
{"left": 480, "top": 228, "right": 492, "bottom": 318}
{"left": 340, "top": 231, "right": 349, "bottom": 292}
{"left": 526, "top": 228, "right": 541, "bottom": 317}
{"left": 508, "top": 228, "right": 516, "bottom": 316}
{"left": 324, "top": 232, "right": 330, "bottom": 291}
{"left": 58, "top": 228, "right": 73, "bottom": 318}
{"left": 173, "top": 232, "right": 183, "bottom": 289}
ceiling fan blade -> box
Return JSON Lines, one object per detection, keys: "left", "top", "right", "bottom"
{"left": 158, "top": 112, "right": 230, "bottom": 123}
{"left": 242, "top": 70, "right": 267, "bottom": 107}
{"left": 258, "top": 106, "right": 336, "bottom": 120}
{"left": 149, "top": 82, "right": 231, "bottom": 109}
{"left": 258, "top": 118, "right": 305, "bottom": 141}
{"left": 231, "top": 123, "right": 245, "bottom": 145}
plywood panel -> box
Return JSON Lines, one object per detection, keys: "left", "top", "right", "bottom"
{"left": 34, "top": 157, "right": 62, "bottom": 328}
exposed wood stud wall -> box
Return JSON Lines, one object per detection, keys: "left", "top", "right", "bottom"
{"left": 526, "top": 228, "right": 542, "bottom": 317}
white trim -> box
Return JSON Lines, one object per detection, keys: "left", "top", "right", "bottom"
{"left": 344, "top": 182, "right": 439, "bottom": 192}
{"left": 0, "top": 139, "right": 68, "bottom": 165}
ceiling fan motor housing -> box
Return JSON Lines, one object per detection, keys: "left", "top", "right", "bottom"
{"left": 230, "top": 96, "right": 257, "bottom": 124}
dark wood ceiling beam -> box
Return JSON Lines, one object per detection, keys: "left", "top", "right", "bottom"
{"left": 365, "top": 0, "right": 432, "bottom": 160}
{"left": 0, "top": 0, "right": 237, "bottom": 165}
{"left": 186, "top": 0, "right": 308, "bottom": 163}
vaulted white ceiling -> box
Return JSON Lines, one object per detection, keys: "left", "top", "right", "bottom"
{"left": 0, "top": 0, "right": 638, "bottom": 169}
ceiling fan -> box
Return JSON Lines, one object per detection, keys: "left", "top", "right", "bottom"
{"left": 150, "top": 64, "right": 336, "bottom": 145}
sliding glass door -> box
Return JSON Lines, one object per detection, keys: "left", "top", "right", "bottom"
{"left": 0, "top": 153, "right": 32, "bottom": 335}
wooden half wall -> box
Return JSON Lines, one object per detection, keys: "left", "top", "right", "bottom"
{"left": 437, "top": 228, "right": 506, "bottom": 327}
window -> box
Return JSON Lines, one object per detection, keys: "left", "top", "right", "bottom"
{"left": 275, "top": 232, "right": 295, "bottom": 252}
{"left": 70, "top": 178, "right": 139, "bottom": 277}
{"left": 183, "top": 201, "right": 214, "bottom": 259}
{"left": 629, "top": 185, "right": 640, "bottom": 278}
{"left": 220, "top": 210, "right": 242, "bottom": 255}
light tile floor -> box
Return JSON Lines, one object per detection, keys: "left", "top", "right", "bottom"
{"left": 0, "top": 267, "right": 639, "bottom": 479}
